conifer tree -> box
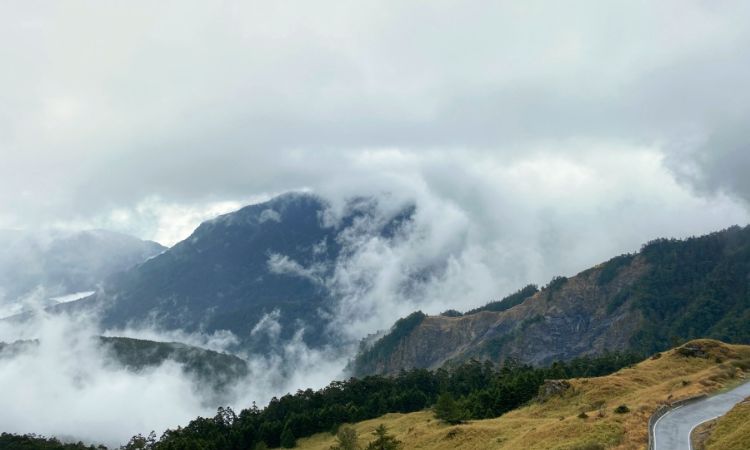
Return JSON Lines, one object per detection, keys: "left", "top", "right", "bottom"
{"left": 280, "top": 425, "right": 296, "bottom": 448}
{"left": 365, "top": 424, "right": 401, "bottom": 450}
{"left": 433, "top": 392, "right": 465, "bottom": 424}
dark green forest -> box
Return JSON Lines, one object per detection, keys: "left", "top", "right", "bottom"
{"left": 12, "top": 226, "right": 750, "bottom": 449}
{"left": 463, "top": 284, "right": 539, "bottom": 316}
{"left": 0, "top": 433, "right": 106, "bottom": 450}
{"left": 0, "top": 351, "right": 639, "bottom": 450}
{"left": 617, "top": 226, "right": 750, "bottom": 353}
{"left": 121, "top": 351, "right": 637, "bottom": 450}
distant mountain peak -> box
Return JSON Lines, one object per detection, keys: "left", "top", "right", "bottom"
{"left": 59, "top": 192, "right": 417, "bottom": 356}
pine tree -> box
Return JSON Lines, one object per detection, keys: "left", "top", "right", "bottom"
{"left": 280, "top": 425, "right": 296, "bottom": 448}
{"left": 365, "top": 424, "right": 401, "bottom": 450}
{"left": 433, "top": 393, "right": 464, "bottom": 424}
{"left": 330, "top": 425, "right": 360, "bottom": 450}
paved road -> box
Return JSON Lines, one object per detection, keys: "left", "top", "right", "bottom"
{"left": 652, "top": 380, "right": 750, "bottom": 450}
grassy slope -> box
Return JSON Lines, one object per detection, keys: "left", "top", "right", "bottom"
{"left": 698, "top": 397, "right": 750, "bottom": 450}
{"left": 297, "top": 340, "right": 750, "bottom": 450}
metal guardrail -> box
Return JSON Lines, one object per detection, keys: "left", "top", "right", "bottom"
{"left": 647, "top": 395, "right": 707, "bottom": 450}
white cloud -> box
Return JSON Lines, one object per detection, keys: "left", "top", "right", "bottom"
{"left": 315, "top": 145, "right": 749, "bottom": 338}
{"left": 259, "top": 208, "right": 281, "bottom": 223}
{"left": 2, "top": 1, "right": 750, "bottom": 445}
{"left": 1, "top": 1, "right": 750, "bottom": 231}
{"left": 267, "top": 253, "right": 326, "bottom": 285}
{"left": 0, "top": 309, "right": 350, "bottom": 447}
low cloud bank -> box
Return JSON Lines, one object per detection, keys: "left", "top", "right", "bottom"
{"left": 0, "top": 310, "right": 348, "bottom": 447}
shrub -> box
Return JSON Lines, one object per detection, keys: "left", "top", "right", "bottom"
{"left": 614, "top": 404, "right": 630, "bottom": 414}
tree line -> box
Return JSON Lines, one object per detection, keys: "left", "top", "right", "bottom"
{"left": 2, "top": 351, "right": 639, "bottom": 450}
{"left": 121, "top": 350, "right": 639, "bottom": 449}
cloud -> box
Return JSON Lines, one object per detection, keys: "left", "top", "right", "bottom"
{"left": 259, "top": 208, "right": 281, "bottom": 223}
{"left": 0, "top": 311, "right": 211, "bottom": 447}
{"left": 0, "top": 309, "right": 349, "bottom": 447}
{"left": 665, "top": 120, "right": 750, "bottom": 206}
{"left": 2, "top": 1, "right": 750, "bottom": 232}
{"left": 2, "top": 1, "right": 750, "bottom": 445}
{"left": 267, "top": 253, "right": 326, "bottom": 285}
{"left": 313, "top": 146, "right": 749, "bottom": 338}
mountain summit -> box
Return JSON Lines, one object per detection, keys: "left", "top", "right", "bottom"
{"left": 64, "top": 193, "right": 414, "bottom": 353}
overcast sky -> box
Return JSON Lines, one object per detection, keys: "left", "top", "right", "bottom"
{"left": 2, "top": 0, "right": 750, "bottom": 256}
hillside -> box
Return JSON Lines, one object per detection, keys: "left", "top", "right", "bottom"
{"left": 99, "top": 336, "right": 248, "bottom": 392}
{"left": 0, "top": 229, "right": 165, "bottom": 317}
{"left": 693, "top": 396, "right": 750, "bottom": 450}
{"left": 299, "top": 340, "right": 750, "bottom": 450}
{"left": 0, "top": 336, "right": 248, "bottom": 394}
{"left": 354, "top": 225, "right": 750, "bottom": 375}
{"left": 58, "top": 193, "right": 414, "bottom": 353}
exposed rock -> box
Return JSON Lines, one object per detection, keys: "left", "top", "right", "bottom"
{"left": 354, "top": 225, "right": 750, "bottom": 376}
{"left": 354, "top": 254, "right": 647, "bottom": 375}
{"left": 537, "top": 380, "right": 572, "bottom": 402}
{"left": 677, "top": 343, "right": 710, "bottom": 359}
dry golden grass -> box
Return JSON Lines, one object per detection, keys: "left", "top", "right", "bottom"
{"left": 296, "top": 340, "right": 750, "bottom": 450}
{"left": 701, "top": 397, "right": 750, "bottom": 450}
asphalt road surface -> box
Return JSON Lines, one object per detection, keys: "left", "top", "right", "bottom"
{"left": 652, "top": 380, "right": 750, "bottom": 450}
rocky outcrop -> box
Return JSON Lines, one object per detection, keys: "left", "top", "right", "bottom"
{"left": 537, "top": 380, "right": 572, "bottom": 402}
{"left": 354, "top": 255, "right": 648, "bottom": 375}
{"left": 355, "top": 225, "right": 750, "bottom": 376}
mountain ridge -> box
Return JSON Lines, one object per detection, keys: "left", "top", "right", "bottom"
{"left": 56, "top": 193, "right": 416, "bottom": 354}
{"left": 354, "top": 225, "right": 750, "bottom": 376}
{"left": 0, "top": 229, "right": 165, "bottom": 317}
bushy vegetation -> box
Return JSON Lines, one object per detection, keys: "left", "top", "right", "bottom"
{"left": 329, "top": 426, "right": 360, "bottom": 450}
{"left": 543, "top": 276, "right": 568, "bottom": 298}
{"left": 353, "top": 312, "right": 426, "bottom": 374}
{"left": 626, "top": 225, "right": 750, "bottom": 353}
{"left": 111, "top": 350, "right": 639, "bottom": 449}
{"left": 597, "top": 254, "right": 635, "bottom": 285}
{"left": 363, "top": 425, "right": 401, "bottom": 450}
{"left": 464, "top": 284, "right": 539, "bottom": 316}
{"left": 0, "top": 433, "right": 105, "bottom": 450}
{"left": 703, "top": 398, "right": 750, "bottom": 450}
{"left": 101, "top": 337, "right": 248, "bottom": 391}
{"left": 613, "top": 404, "right": 630, "bottom": 414}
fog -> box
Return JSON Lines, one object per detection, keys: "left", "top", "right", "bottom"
{"left": 310, "top": 149, "right": 749, "bottom": 338}
{"left": 1, "top": 149, "right": 748, "bottom": 446}
{"left": 2, "top": 0, "right": 750, "bottom": 446}
{"left": 0, "top": 309, "right": 348, "bottom": 447}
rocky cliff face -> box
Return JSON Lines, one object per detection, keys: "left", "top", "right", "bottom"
{"left": 355, "top": 225, "right": 750, "bottom": 375}
{"left": 355, "top": 256, "right": 648, "bottom": 375}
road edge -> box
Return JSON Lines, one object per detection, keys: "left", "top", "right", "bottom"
{"left": 647, "top": 395, "right": 707, "bottom": 450}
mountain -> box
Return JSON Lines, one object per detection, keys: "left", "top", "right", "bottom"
{"left": 353, "top": 225, "right": 750, "bottom": 375}
{"left": 99, "top": 336, "right": 248, "bottom": 393}
{"left": 60, "top": 193, "right": 414, "bottom": 352}
{"left": 0, "top": 336, "right": 248, "bottom": 394}
{"left": 0, "top": 230, "right": 165, "bottom": 317}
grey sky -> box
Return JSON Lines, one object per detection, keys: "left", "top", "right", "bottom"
{"left": 3, "top": 4, "right": 750, "bottom": 442}
{"left": 1, "top": 1, "right": 749, "bottom": 251}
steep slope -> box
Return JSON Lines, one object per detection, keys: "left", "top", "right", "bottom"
{"left": 0, "top": 230, "right": 165, "bottom": 317}
{"left": 299, "top": 340, "right": 750, "bottom": 450}
{"left": 695, "top": 397, "right": 750, "bottom": 450}
{"left": 61, "top": 193, "right": 413, "bottom": 352}
{"left": 355, "top": 225, "right": 750, "bottom": 375}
